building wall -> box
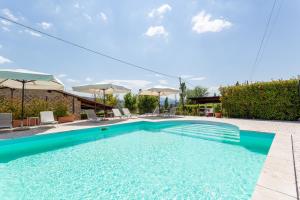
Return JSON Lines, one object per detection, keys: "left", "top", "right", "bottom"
{"left": 0, "top": 88, "right": 81, "bottom": 117}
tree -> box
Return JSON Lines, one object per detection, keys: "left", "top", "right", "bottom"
{"left": 186, "top": 86, "right": 209, "bottom": 98}
{"left": 186, "top": 86, "right": 209, "bottom": 104}
{"left": 97, "top": 94, "right": 118, "bottom": 107}
{"left": 124, "top": 92, "right": 137, "bottom": 113}
{"left": 179, "top": 81, "right": 187, "bottom": 107}
{"left": 164, "top": 97, "right": 169, "bottom": 110}
{"left": 137, "top": 95, "right": 158, "bottom": 114}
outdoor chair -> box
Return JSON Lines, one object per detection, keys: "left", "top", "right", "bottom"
{"left": 40, "top": 111, "right": 58, "bottom": 125}
{"left": 112, "top": 109, "right": 125, "bottom": 118}
{"left": 85, "top": 110, "right": 103, "bottom": 122}
{"left": 167, "top": 107, "right": 177, "bottom": 117}
{"left": 205, "top": 108, "right": 214, "bottom": 117}
{"left": 160, "top": 107, "right": 177, "bottom": 118}
{"left": 122, "top": 108, "right": 138, "bottom": 118}
{"left": 0, "top": 113, "right": 13, "bottom": 129}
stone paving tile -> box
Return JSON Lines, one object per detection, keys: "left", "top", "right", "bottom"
{"left": 252, "top": 185, "right": 297, "bottom": 200}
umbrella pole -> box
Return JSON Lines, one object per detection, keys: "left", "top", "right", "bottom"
{"left": 103, "top": 89, "right": 106, "bottom": 118}
{"left": 94, "top": 93, "right": 96, "bottom": 112}
{"left": 158, "top": 92, "right": 160, "bottom": 114}
{"left": 21, "top": 80, "right": 25, "bottom": 127}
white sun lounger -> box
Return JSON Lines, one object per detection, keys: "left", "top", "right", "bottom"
{"left": 163, "top": 107, "right": 177, "bottom": 117}
{"left": 122, "top": 108, "right": 138, "bottom": 118}
{"left": 0, "top": 113, "right": 13, "bottom": 129}
{"left": 122, "top": 108, "right": 131, "bottom": 117}
{"left": 112, "top": 109, "right": 125, "bottom": 118}
{"left": 40, "top": 111, "right": 58, "bottom": 125}
{"left": 85, "top": 110, "right": 103, "bottom": 122}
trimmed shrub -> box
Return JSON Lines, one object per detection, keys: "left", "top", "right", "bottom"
{"left": 220, "top": 79, "right": 300, "bottom": 121}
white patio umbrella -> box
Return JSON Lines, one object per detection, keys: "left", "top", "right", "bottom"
{"left": 72, "top": 83, "right": 131, "bottom": 115}
{"left": 139, "top": 87, "right": 180, "bottom": 114}
{"left": 0, "top": 69, "right": 64, "bottom": 123}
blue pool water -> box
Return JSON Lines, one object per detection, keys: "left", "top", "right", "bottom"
{"left": 0, "top": 121, "right": 274, "bottom": 199}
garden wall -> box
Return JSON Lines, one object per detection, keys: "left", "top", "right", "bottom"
{"left": 0, "top": 88, "right": 81, "bottom": 118}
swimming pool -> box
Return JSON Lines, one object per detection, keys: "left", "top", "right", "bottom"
{"left": 0, "top": 120, "right": 274, "bottom": 199}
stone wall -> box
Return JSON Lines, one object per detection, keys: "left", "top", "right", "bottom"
{"left": 0, "top": 88, "right": 81, "bottom": 117}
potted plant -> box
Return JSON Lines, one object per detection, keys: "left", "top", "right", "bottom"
{"left": 54, "top": 102, "right": 75, "bottom": 123}
{"left": 214, "top": 104, "right": 222, "bottom": 118}
{"left": 1, "top": 98, "right": 28, "bottom": 127}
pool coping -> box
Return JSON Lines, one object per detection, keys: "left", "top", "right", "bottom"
{"left": 0, "top": 116, "right": 299, "bottom": 200}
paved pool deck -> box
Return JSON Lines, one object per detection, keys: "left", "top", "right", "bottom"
{"left": 0, "top": 116, "right": 299, "bottom": 200}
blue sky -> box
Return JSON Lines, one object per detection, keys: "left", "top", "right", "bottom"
{"left": 0, "top": 0, "right": 299, "bottom": 95}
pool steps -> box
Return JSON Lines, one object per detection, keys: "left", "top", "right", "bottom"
{"left": 162, "top": 124, "right": 240, "bottom": 143}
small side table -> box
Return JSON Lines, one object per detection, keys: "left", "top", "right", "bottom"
{"left": 27, "top": 117, "right": 39, "bottom": 127}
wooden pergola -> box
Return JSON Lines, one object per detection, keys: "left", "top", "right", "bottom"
{"left": 188, "top": 96, "right": 221, "bottom": 104}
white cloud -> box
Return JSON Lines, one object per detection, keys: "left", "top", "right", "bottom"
{"left": 2, "top": 26, "right": 10, "bottom": 32}
{"left": 208, "top": 86, "right": 220, "bottom": 95}
{"left": 74, "top": 3, "right": 80, "bottom": 8}
{"left": 85, "top": 77, "right": 93, "bottom": 82}
{"left": 38, "top": 22, "right": 52, "bottom": 30}
{"left": 152, "top": 84, "right": 177, "bottom": 89}
{"left": 98, "top": 12, "right": 107, "bottom": 22}
{"left": 1, "top": 19, "right": 11, "bottom": 26}
{"left": 0, "top": 55, "right": 12, "bottom": 64}
{"left": 25, "top": 29, "right": 42, "bottom": 37}
{"left": 191, "top": 11, "right": 232, "bottom": 34}
{"left": 189, "top": 76, "right": 206, "bottom": 81}
{"left": 158, "top": 79, "right": 168, "bottom": 84}
{"left": 181, "top": 75, "right": 193, "bottom": 79}
{"left": 57, "top": 74, "right": 67, "bottom": 78}
{"left": 180, "top": 75, "right": 206, "bottom": 81}
{"left": 148, "top": 4, "right": 172, "bottom": 19}
{"left": 97, "top": 79, "right": 152, "bottom": 90}
{"left": 55, "top": 6, "right": 61, "bottom": 13}
{"left": 1, "top": 8, "right": 18, "bottom": 21}
{"left": 0, "top": 44, "right": 2, "bottom": 48}
{"left": 145, "top": 26, "right": 168, "bottom": 37}
{"left": 83, "top": 13, "right": 92, "bottom": 22}
{"left": 66, "top": 78, "right": 80, "bottom": 83}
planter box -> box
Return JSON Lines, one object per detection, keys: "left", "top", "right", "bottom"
{"left": 58, "top": 115, "right": 75, "bottom": 123}
{"left": 13, "top": 119, "right": 39, "bottom": 127}
{"left": 215, "top": 112, "right": 222, "bottom": 118}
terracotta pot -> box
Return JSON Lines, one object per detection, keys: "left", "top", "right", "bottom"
{"left": 13, "top": 119, "right": 27, "bottom": 127}
{"left": 215, "top": 112, "right": 222, "bottom": 118}
{"left": 13, "top": 119, "right": 28, "bottom": 127}
{"left": 58, "top": 115, "right": 75, "bottom": 123}
{"left": 13, "top": 118, "right": 40, "bottom": 127}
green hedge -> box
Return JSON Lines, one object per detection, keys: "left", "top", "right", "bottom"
{"left": 220, "top": 79, "right": 300, "bottom": 121}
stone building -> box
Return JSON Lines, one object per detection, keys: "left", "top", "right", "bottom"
{"left": 0, "top": 87, "right": 112, "bottom": 118}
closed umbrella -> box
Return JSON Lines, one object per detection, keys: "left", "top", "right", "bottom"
{"left": 139, "top": 87, "right": 179, "bottom": 114}
{"left": 72, "top": 83, "right": 130, "bottom": 116}
{"left": 0, "top": 69, "right": 64, "bottom": 124}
